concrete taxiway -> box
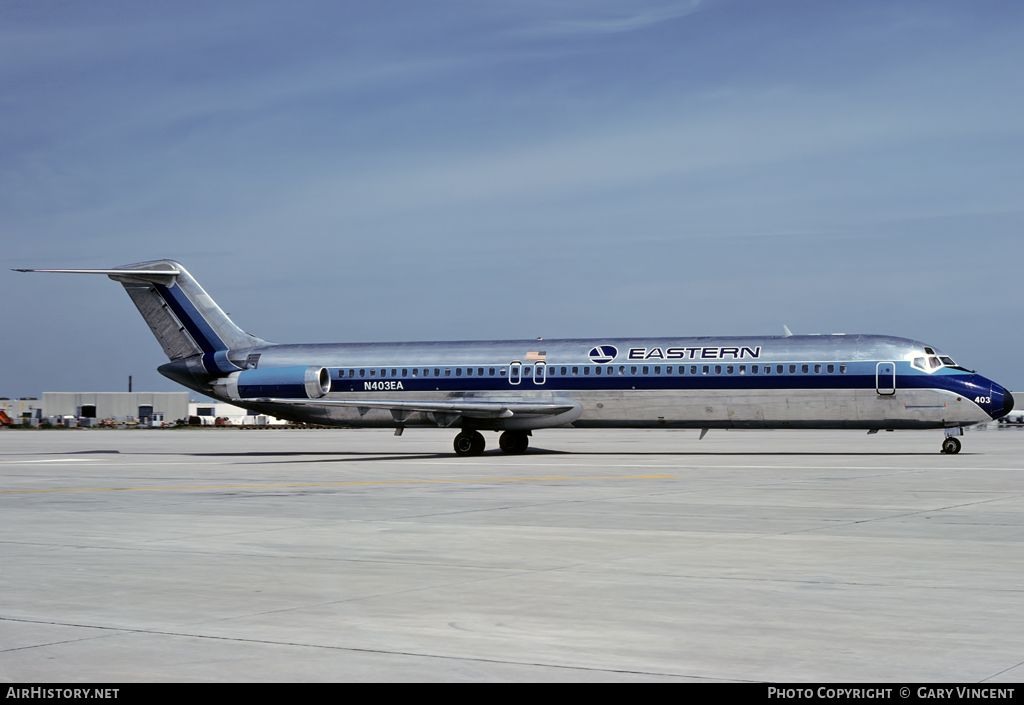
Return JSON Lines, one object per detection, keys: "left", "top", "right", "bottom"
{"left": 1, "top": 427, "right": 1023, "bottom": 682}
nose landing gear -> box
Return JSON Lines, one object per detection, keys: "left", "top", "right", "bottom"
{"left": 941, "top": 437, "right": 961, "bottom": 454}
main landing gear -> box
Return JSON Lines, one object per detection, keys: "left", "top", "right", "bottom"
{"left": 498, "top": 431, "right": 529, "bottom": 455}
{"left": 453, "top": 430, "right": 486, "bottom": 456}
{"left": 941, "top": 437, "right": 962, "bottom": 454}
{"left": 453, "top": 430, "right": 531, "bottom": 456}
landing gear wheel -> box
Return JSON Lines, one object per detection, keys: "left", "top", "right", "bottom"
{"left": 454, "top": 430, "right": 486, "bottom": 456}
{"left": 941, "top": 437, "right": 961, "bottom": 455}
{"left": 499, "top": 431, "right": 529, "bottom": 454}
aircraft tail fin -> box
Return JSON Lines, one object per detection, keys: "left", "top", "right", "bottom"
{"left": 15, "top": 260, "right": 269, "bottom": 373}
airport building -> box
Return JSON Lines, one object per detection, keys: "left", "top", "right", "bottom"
{"left": 1, "top": 392, "right": 290, "bottom": 427}
{"left": 42, "top": 392, "right": 189, "bottom": 425}
{"left": 188, "top": 401, "right": 288, "bottom": 426}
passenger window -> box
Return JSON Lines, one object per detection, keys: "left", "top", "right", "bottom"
{"left": 348, "top": 369, "right": 355, "bottom": 378}
{"left": 751, "top": 365, "right": 758, "bottom": 375}
{"left": 630, "top": 366, "right": 637, "bottom": 375}
{"left": 715, "top": 365, "right": 722, "bottom": 374}
{"left": 500, "top": 368, "right": 506, "bottom": 376}
{"left": 605, "top": 366, "right": 613, "bottom": 376}
{"left": 619, "top": 366, "right": 626, "bottom": 375}
{"left": 369, "top": 369, "right": 376, "bottom": 377}
{"left": 727, "top": 365, "right": 734, "bottom": 375}
{"left": 467, "top": 367, "right": 473, "bottom": 376}
{"left": 391, "top": 369, "right": 397, "bottom": 377}
{"left": 402, "top": 369, "right": 407, "bottom": 377}
{"left": 524, "top": 367, "right": 531, "bottom": 376}
{"left": 594, "top": 366, "right": 601, "bottom": 375}
{"left": 642, "top": 366, "right": 649, "bottom": 375}
{"left": 654, "top": 366, "right": 661, "bottom": 374}
{"left": 814, "top": 364, "right": 821, "bottom": 373}
{"left": 582, "top": 366, "right": 589, "bottom": 375}
{"left": 702, "top": 365, "right": 709, "bottom": 374}
{"left": 455, "top": 368, "right": 462, "bottom": 377}
{"left": 801, "top": 364, "right": 809, "bottom": 374}
{"left": 411, "top": 368, "right": 417, "bottom": 377}
{"left": 489, "top": 368, "right": 495, "bottom": 376}
{"left": 444, "top": 368, "right": 451, "bottom": 377}
{"left": 826, "top": 364, "right": 834, "bottom": 374}
{"left": 840, "top": 365, "right": 847, "bottom": 373}
{"left": 763, "top": 365, "right": 769, "bottom": 374}
{"left": 691, "top": 366, "right": 697, "bottom": 375}
{"left": 478, "top": 368, "right": 484, "bottom": 376}
{"left": 666, "top": 366, "right": 673, "bottom": 374}
{"left": 739, "top": 365, "right": 746, "bottom": 375}
{"left": 571, "top": 367, "right": 578, "bottom": 376}
{"left": 777, "top": 365, "right": 784, "bottom": 374}
{"left": 789, "top": 365, "right": 796, "bottom": 374}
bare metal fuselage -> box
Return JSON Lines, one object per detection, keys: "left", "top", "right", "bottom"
{"left": 18, "top": 260, "right": 1011, "bottom": 452}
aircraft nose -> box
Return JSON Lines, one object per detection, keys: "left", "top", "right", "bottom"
{"left": 987, "top": 384, "right": 1014, "bottom": 420}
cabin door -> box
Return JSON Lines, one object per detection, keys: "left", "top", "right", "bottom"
{"left": 876, "top": 362, "right": 896, "bottom": 395}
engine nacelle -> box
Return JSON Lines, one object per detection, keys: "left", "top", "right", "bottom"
{"left": 232, "top": 365, "right": 332, "bottom": 399}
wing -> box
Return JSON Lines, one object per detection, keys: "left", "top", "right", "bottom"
{"left": 252, "top": 397, "right": 578, "bottom": 426}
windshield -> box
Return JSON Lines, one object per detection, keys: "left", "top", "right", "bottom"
{"left": 914, "top": 352, "right": 973, "bottom": 373}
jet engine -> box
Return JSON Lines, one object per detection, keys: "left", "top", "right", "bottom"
{"left": 231, "top": 365, "right": 332, "bottom": 399}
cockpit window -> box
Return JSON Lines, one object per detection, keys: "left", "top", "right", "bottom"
{"left": 912, "top": 358, "right": 926, "bottom": 371}
{"left": 928, "top": 357, "right": 941, "bottom": 369}
{"left": 940, "top": 356, "right": 956, "bottom": 366}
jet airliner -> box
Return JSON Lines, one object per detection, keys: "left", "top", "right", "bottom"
{"left": 17, "top": 260, "right": 1013, "bottom": 455}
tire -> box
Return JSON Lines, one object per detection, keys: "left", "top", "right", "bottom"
{"left": 499, "top": 431, "right": 529, "bottom": 454}
{"left": 454, "top": 430, "right": 485, "bottom": 456}
{"left": 941, "top": 437, "right": 961, "bottom": 454}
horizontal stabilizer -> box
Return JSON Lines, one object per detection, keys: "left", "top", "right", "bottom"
{"left": 14, "top": 268, "right": 180, "bottom": 276}
{"left": 14, "top": 267, "right": 181, "bottom": 286}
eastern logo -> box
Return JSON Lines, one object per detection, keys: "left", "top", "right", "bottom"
{"left": 588, "top": 345, "right": 618, "bottom": 364}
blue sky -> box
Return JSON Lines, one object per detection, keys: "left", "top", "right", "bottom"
{"left": 4, "top": 0, "right": 1023, "bottom": 397}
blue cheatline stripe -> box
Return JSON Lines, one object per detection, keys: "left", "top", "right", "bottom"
{"left": 154, "top": 283, "right": 226, "bottom": 354}
{"left": 311, "top": 371, "right": 987, "bottom": 397}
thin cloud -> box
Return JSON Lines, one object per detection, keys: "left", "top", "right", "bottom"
{"left": 516, "top": 0, "right": 703, "bottom": 37}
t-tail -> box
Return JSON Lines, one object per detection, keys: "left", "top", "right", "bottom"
{"left": 14, "top": 260, "right": 269, "bottom": 394}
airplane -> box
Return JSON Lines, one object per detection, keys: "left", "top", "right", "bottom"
{"left": 15, "top": 260, "right": 1014, "bottom": 455}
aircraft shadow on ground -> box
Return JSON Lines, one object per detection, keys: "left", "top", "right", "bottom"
{"left": 186, "top": 449, "right": 937, "bottom": 462}
{"left": 38, "top": 449, "right": 941, "bottom": 464}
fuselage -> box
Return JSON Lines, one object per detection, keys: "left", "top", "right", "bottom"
{"left": 18, "top": 260, "right": 1014, "bottom": 454}
{"left": 173, "top": 333, "right": 1011, "bottom": 432}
